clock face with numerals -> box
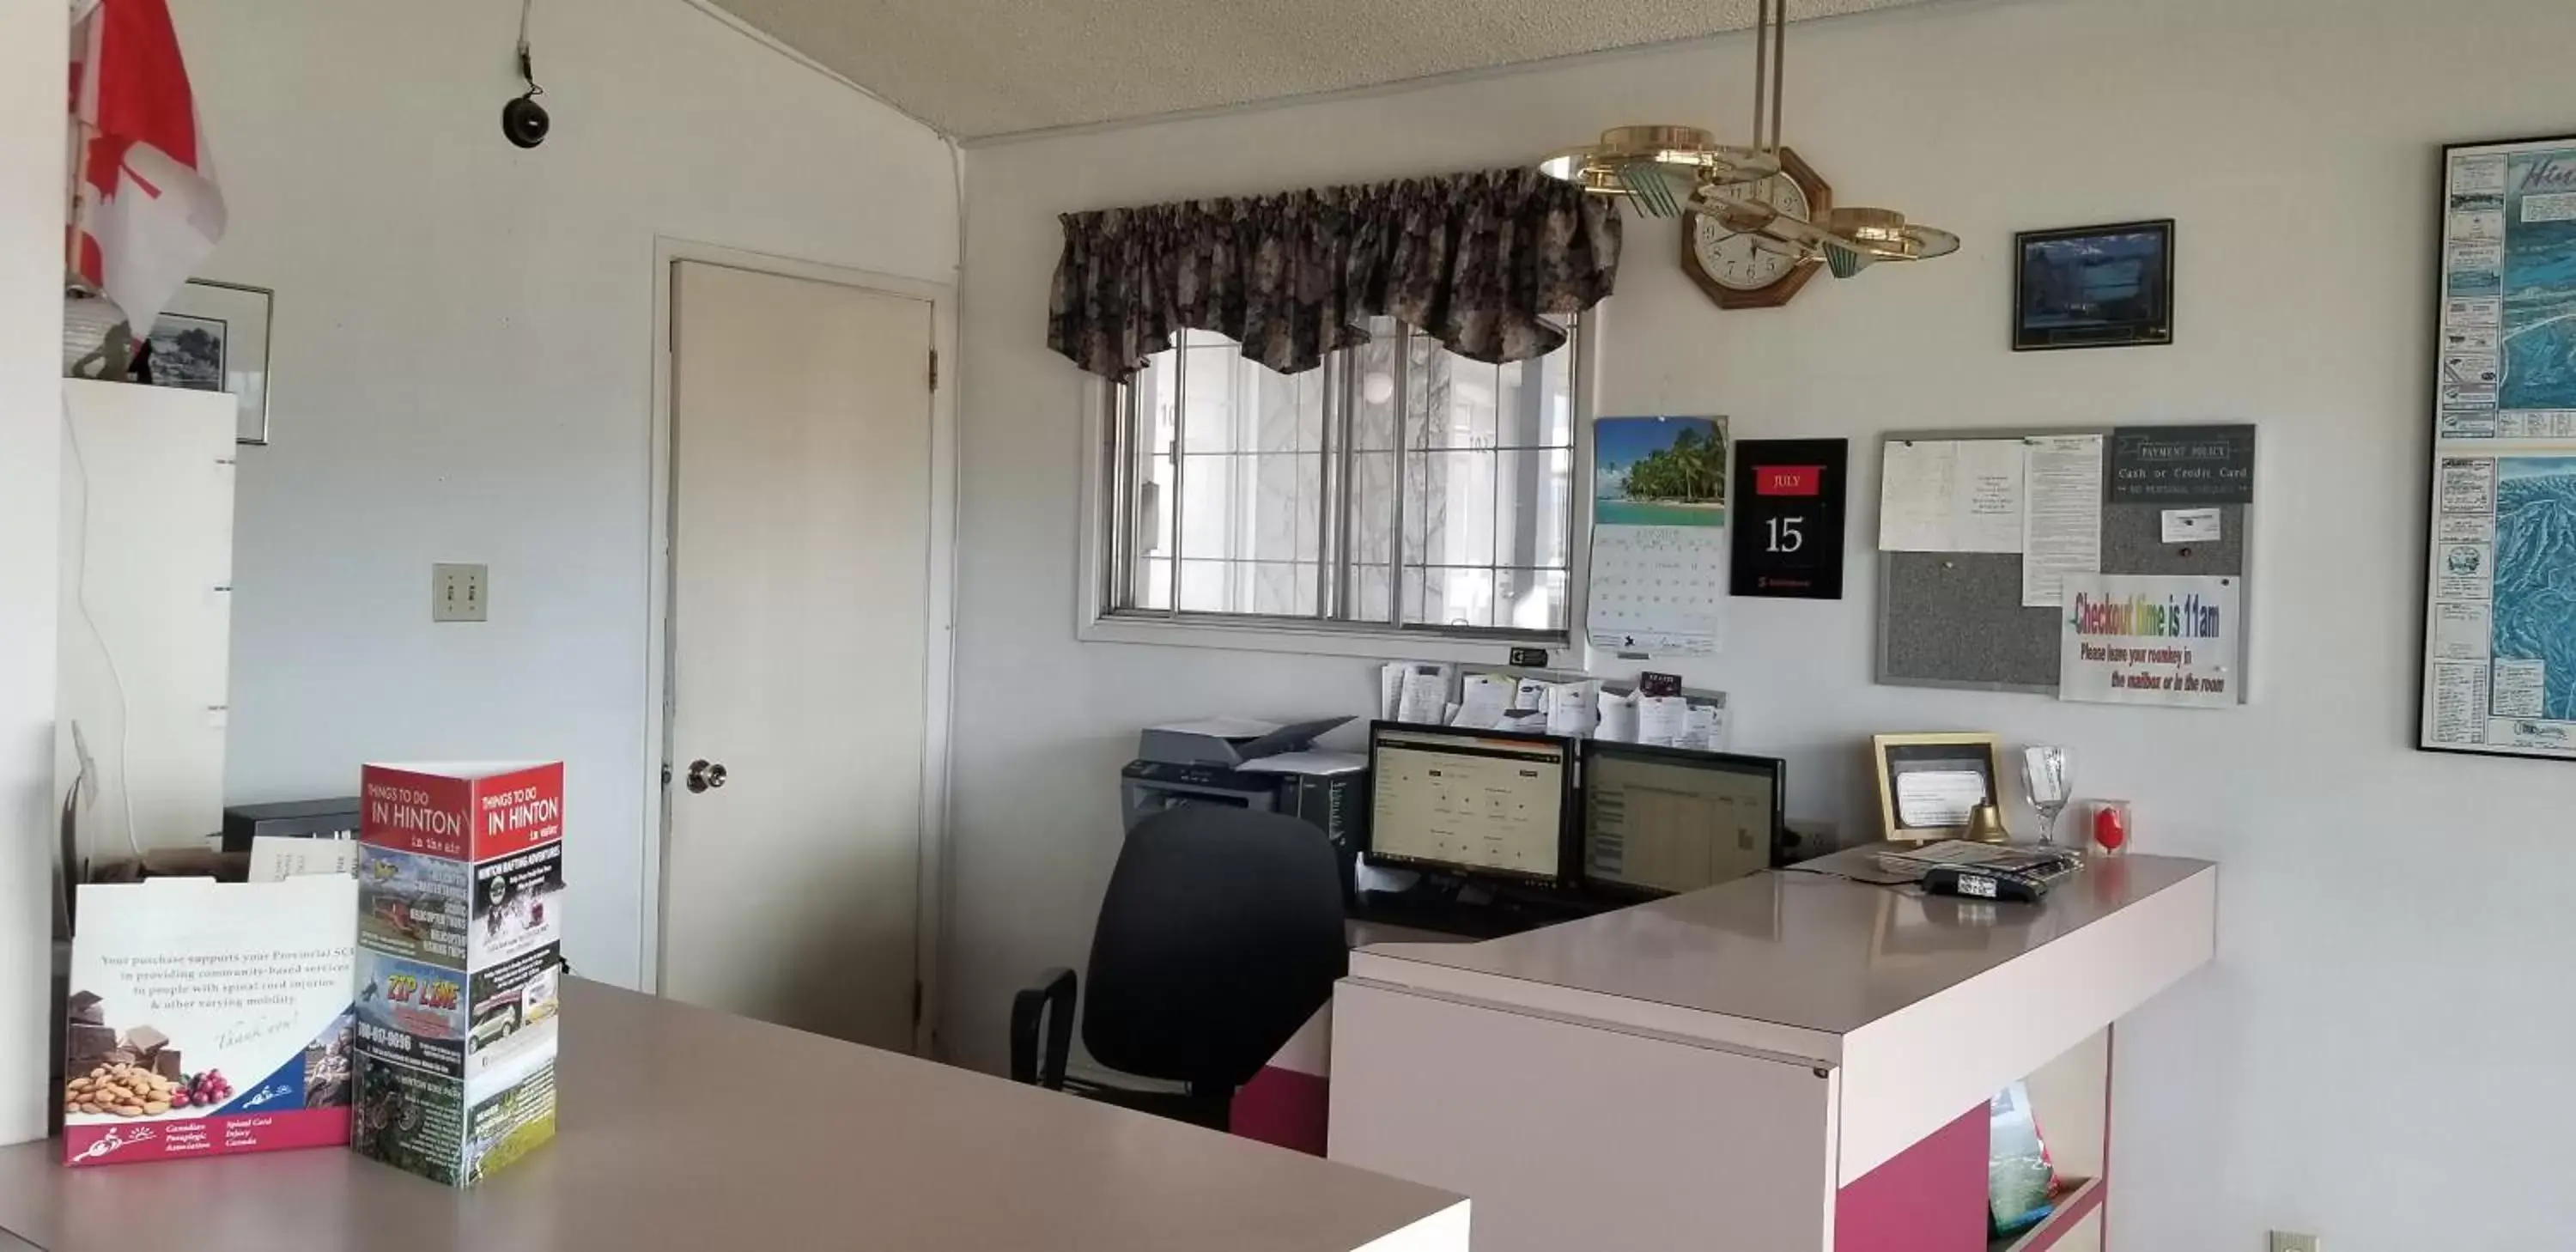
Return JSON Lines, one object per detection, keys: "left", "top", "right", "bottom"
{"left": 1694, "top": 176, "right": 1812, "bottom": 289}
{"left": 1680, "top": 148, "right": 1832, "bottom": 309}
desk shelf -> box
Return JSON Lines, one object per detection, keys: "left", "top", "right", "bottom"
{"left": 1989, "top": 1176, "right": 2104, "bottom": 1252}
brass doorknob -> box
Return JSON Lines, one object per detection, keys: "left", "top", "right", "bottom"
{"left": 685, "top": 760, "right": 728, "bottom": 793}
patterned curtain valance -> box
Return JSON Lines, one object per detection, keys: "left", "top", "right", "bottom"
{"left": 1048, "top": 166, "right": 1621, "bottom": 381}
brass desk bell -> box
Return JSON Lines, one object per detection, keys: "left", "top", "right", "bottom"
{"left": 1965, "top": 802, "right": 2009, "bottom": 845}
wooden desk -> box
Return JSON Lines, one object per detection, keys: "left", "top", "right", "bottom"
{"left": 0, "top": 981, "right": 1466, "bottom": 1252}
{"left": 1328, "top": 854, "right": 2217, "bottom": 1252}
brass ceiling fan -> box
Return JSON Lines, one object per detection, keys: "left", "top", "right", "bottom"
{"left": 1541, "top": 0, "right": 1956, "bottom": 277}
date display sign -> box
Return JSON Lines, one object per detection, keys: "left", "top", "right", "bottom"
{"left": 1729, "top": 438, "right": 1848, "bottom": 599}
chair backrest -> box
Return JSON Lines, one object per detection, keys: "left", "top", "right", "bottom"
{"left": 1082, "top": 806, "right": 1348, "bottom": 1090}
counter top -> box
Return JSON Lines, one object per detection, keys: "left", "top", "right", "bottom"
{"left": 1352, "top": 853, "right": 2213, "bottom": 1040}
{"left": 0, "top": 981, "right": 1463, "bottom": 1252}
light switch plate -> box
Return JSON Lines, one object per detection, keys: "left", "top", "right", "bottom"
{"left": 433, "top": 562, "right": 488, "bottom": 623}
{"left": 2269, "top": 1233, "right": 2320, "bottom": 1252}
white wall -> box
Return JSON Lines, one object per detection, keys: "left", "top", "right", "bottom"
{"left": 951, "top": 0, "right": 2576, "bottom": 1246}
{"left": 172, "top": 0, "right": 957, "bottom": 987}
{"left": 0, "top": 0, "right": 69, "bottom": 1147}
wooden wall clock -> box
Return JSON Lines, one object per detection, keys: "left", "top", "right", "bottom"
{"left": 1680, "top": 148, "right": 1832, "bottom": 310}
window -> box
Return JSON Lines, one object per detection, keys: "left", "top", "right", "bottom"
{"left": 1097, "top": 319, "right": 1583, "bottom": 643}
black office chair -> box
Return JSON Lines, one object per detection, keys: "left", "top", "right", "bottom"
{"left": 1010, "top": 806, "right": 1347, "bottom": 1130}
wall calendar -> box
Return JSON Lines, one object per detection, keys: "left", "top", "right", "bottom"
{"left": 1586, "top": 416, "right": 1728, "bottom": 657}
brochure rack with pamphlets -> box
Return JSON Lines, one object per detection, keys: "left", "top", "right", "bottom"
{"left": 350, "top": 762, "right": 564, "bottom": 1185}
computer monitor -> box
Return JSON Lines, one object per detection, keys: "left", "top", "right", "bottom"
{"left": 1581, "top": 742, "right": 1783, "bottom": 897}
{"left": 1366, "top": 723, "right": 1573, "bottom": 884}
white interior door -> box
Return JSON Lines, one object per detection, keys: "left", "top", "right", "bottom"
{"left": 662, "top": 260, "right": 932, "bottom": 1051}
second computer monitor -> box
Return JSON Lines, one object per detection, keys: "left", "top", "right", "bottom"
{"left": 1368, "top": 724, "right": 1573, "bottom": 884}
{"left": 1582, "top": 742, "right": 1783, "bottom": 896}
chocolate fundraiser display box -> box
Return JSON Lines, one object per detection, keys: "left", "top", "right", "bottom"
{"left": 63, "top": 876, "right": 360, "bottom": 1166}
{"left": 351, "top": 762, "right": 564, "bottom": 1185}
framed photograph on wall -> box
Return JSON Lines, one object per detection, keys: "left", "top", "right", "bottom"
{"left": 2013, "top": 220, "right": 2173, "bottom": 351}
{"left": 1872, "top": 732, "right": 2002, "bottom": 842}
{"left": 141, "top": 279, "right": 274, "bottom": 445}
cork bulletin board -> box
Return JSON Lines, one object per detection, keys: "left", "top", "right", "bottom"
{"left": 1874, "top": 424, "right": 2257, "bottom": 697}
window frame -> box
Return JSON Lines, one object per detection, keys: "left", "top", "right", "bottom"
{"left": 1074, "top": 314, "right": 1601, "bottom": 664}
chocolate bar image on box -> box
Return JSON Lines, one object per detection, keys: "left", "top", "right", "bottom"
{"left": 66, "top": 1024, "right": 115, "bottom": 1066}
{"left": 153, "top": 1050, "right": 184, "bottom": 1081}
{"left": 67, "top": 991, "right": 103, "bottom": 1026}
{"left": 123, "top": 1025, "right": 168, "bottom": 1055}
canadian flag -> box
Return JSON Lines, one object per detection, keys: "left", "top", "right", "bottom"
{"left": 67, "top": 0, "right": 227, "bottom": 337}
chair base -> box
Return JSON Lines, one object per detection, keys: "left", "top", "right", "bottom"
{"left": 1063, "top": 1078, "right": 1232, "bottom": 1132}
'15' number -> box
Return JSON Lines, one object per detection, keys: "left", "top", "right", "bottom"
{"left": 1765, "top": 516, "right": 1806, "bottom": 554}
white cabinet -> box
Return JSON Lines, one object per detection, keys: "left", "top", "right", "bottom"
{"left": 55, "top": 380, "right": 235, "bottom": 860}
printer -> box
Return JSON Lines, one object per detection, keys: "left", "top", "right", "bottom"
{"left": 1120, "top": 716, "right": 1368, "bottom": 848}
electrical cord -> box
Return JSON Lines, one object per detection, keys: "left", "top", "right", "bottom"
{"left": 517, "top": 0, "right": 543, "bottom": 94}
{"left": 60, "top": 396, "right": 143, "bottom": 861}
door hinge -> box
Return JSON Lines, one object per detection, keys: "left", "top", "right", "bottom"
{"left": 912, "top": 980, "right": 923, "bottom": 1025}
{"left": 928, "top": 347, "right": 939, "bottom": 392}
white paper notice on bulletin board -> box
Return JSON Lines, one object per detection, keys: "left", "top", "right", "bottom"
{"left": 1586, "top": 416, "right": 1728, "bottom": 657}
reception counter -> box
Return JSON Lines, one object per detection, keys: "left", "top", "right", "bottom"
{"left": 1325, "top": 854, "right": 2216, "bottom": 1252}
{"left": 0, "top": 980, "right": 1467, "bottom": 1252}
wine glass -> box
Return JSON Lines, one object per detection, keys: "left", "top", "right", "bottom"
{"left": 2021, "top": 745, "right": 2073, "bottom": 847}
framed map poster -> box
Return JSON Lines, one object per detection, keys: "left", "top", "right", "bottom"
{"left": 2420, "top": 135, "right": 2576, "bottom": 759}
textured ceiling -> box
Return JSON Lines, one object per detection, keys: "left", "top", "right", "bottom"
{"left": 704, "top": 0, "right": 1951, "bottom": 140}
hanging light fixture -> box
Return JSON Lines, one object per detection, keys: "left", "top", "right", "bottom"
{"left": 1704, "top": 0, "right": 1956, "bottom": 275}
{"left": 1814, "top": 206, "right": 1957, "bottom": 276}
{"left": 1537, "top": 125, "right": 1777, "bottom": 218}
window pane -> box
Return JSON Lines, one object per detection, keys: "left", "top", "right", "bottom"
{"left": 1139, "top": 556, "right": 1173, "bottom": 610}
{"left": 1136, "top": 349, "right": 1176, "bottom": 456}
{"left": 1260, "top": 562, "right": 1322, "bottom": 616}
{"left": 1163, "top": 331, "right": 1327, "bottom": 618}
{"left": 1425, "top": 353, "right": 1501, "bottom": 452}
{"left": 1402, "top": 330, "right": 1443, "bottom": 452}
{"left": 1348, "top": 451, "right": 1397, "bottom": 568}
{"left": 1181, "top": 335, "right": 1322, "bottom": 455}
{"left": 1109, "top": 318, "right": 1576, "bottom": 637}
{"left": 1498, "top": 344, "right": 1576, "bottom": 449}
{"left": 1177, "top": 556, "right": 1226, "bottom": 611}
{"left": 1351, "top": 562, "right": 1394, "bottom": 623}
{"left": 1387, "top": 324, "right": 1576, "bottom": 632}
{"left": 1412, "top": 567, "right": 1495, "bottom": 629}
{"left": 1125, "top": 351, "right": 1177, "bottom": 610}
{"left": 1402, "top": 329, "right": 1574, "bottom": 452}
{"left": 1495, "top": 447, "right": 1573, "bottom": 573}
{"left": 1497, "top": 568, "right": 1568, "bottom": 633}
{"left": 1410, "top": 451, "right": 1498, "bottom": 569}
{"left": 1178, "top": 336, "right": 1232, "bottom": 452}
{"left": 1180, "top": 453, "right": 1321, "bottom": 562}
{"left": 1178, "top": 560, "right": 1320, "bottom": 616}
{"left": 1397, "top": 566, "right": 1426, "bottom": 626}
{"left": 1351, "top": 325, "right": 1402, "bottom": 451}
